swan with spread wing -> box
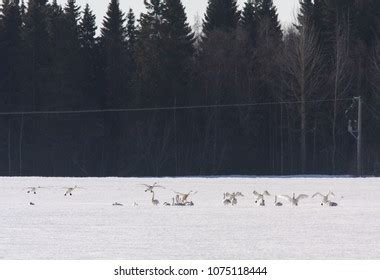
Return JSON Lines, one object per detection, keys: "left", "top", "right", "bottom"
{"left": 312, "top": 191, "right": 338, "bottom": 206}
{"left": 138, "top": 183, "right": 166, "bottom": 193}
{"left": 172, "top": 190, "right": 198, "bottom": 204}
{"left": 279, "top": 193, "right": 309, "bottom": 206}
{"left": 63, "top": 186, "right": 84, "bottom": 196}
{"left": 253, "top": 191, "right": 271, "bottom": 204}
{"left": 24, "top": 186, "right": 44, "bottom": 194}
{"left": 224, "top": 192, "right": 244, "bottom": 206}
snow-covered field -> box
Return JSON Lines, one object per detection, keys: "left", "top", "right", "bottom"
{"left": 0, "top": 177, "right": 379, "bottom": 260}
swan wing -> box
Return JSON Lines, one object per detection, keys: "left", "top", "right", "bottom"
{"left": 172, "top": 190, "right": 187, "bottom": 196}
{"left": 297, "top": 194, "right": 309, "bottom": 200}
{"left": 225, "top": 192, "right": 233, "bottom": 198}
{"left": 312, "top": 192, "right": 323, "bottom": 198}
{"left": 253, "top": 191, "right": 260, "bottom": 197}
{"left": 328, "top": 191, "right": 335, "bottom": 198}
{"left": 137, "top": 184, "right": 151, "bottom": 188}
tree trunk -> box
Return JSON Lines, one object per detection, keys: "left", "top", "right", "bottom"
{"left": 8, "top": 121, "right": 12, "bottom": 176}
{"left": 19, "top": 114, "right": 24, "bottom": 176}
{"left": 300, "top": 98, "right": 307, "bottom": 173}
{"left": 280, "top": 104, "right": 284, "bottom": 175}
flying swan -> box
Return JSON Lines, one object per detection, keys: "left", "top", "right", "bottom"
{"left": 138, "top": 183, "right": 166, "bottom": 193}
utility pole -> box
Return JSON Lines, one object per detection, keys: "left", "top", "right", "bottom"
{"left": 347, "top": 96, "right": 363, "bottom": 176}
{"left": 356, "top": 96, "right": 362, "bottom": 177}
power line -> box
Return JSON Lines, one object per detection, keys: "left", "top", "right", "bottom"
{"left": 0, "top": 98, "right": 353, "bottom": 117}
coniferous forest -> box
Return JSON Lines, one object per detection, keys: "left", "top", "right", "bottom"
{"left": 0, "top": 0, "right": 379, "bottom": 177}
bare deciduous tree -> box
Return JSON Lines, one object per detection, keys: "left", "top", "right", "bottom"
{"left": 281, "top": 25, "right": 325, "bottom": 172}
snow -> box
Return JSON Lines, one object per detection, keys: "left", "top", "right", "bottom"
{"left": 0, "top": 176, "right": 379, "bottom": 260}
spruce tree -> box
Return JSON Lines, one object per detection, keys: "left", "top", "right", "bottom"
{"left": 312, "top": 0, "right": 328, "bottom": 38}
{"left": 63, "top": 0, "right": 81, "bottom": 70}
{"left": 101, "top": 0, "right": 127, "bottom": 107}
{"left": 163, "top": 0, "right": 194, "bottom": 55}
{"left": 101, "top": 0, "right": 126, "bottom": 42}
{"left": 46, "top": 0, "right": 82, "bottom": 109}
{"left": 163, "top": 0, "right": 194, "bottom": 88}
{"left": 241, "top": 0, "right": 255, "bottom": 27}
{"left": 297, "top": 0, "right": 314, "bottom": 29}
{"left": 257, "top": 0, "right": 282, "bottom": 44}
{"left": 136, "top": 0, "right": 166, "bottom": 106}
{"left": 0, "top": 0, "right": 23, "bottom": 106}
{"left": 203, "top": 0, "right": 240, "bottom": 34}
{"left": 126, "top": 8, "right": 136, "bottom": 51}
{"left": 250, "top": 0, "right": 283, "bottom": 173}
{"left": 80, "top": 4, "right": 96, "bottom": 50}
{"left": 0, "top": 0, "right": 24, "bottom": 176}
{"left": 139, "top": 0, "right": 165, "bottom": 41}
{"left": 79, "top": 3, "right": 100, "bottom": 107}
{"left": 241, "top": 0, "right": 259, "bottom": 46}
{"left": 20, "top": 0, "right": 25, "bottom": 23}
{"left": 48, "top": 1, "right": 64, "bottom": 54}
{"left": 64, "top": 0, "right": 80, "bottom": 42}
{"left": 24, "top": 0, "right": 50, "bottom": 110}
{"left": 48, "top": 1, "right": 63, "bottom": 70}
{"left": 101, "top": 0, "right": 128, "bottom": 176}
{"left": 125, "top": 8, "right": 137, "bottom": 97}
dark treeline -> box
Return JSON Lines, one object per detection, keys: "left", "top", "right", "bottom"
{"left": 0, "top": 0, "right": 379, "bottom": 177}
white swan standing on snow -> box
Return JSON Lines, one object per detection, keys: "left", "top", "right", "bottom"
{"left": 151, "top": 191, "right": 159, "bottom": 206}
{"left": 312, "top": 191, "right": 338, "bottom": 206}
{"left": 253, "top": 191, "right": 270, "bottom": 204}
{"left": 259, "top": 199, "right": 266, "bottom": 206}
{"left": 279, "top": 193, "right": 309, "bottom": 206}
{"left": 274, "top": 195, "right": 283, "bottom": 206}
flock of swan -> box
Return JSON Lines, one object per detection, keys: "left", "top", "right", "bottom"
{"left": 22, "top": 183, "right": 339, "bottom": 207}
{"left": 227, "top": 190, "right": 339, "bottom": 207}
{"left": 24, "top": 186, "right": 83, "bottom": 196}
{"left": 138, "top": 183, "right": 197, "bottom": 207}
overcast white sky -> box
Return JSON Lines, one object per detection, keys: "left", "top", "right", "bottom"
{"left": 57, "top": 0, "right": 299, "bottom": 29}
